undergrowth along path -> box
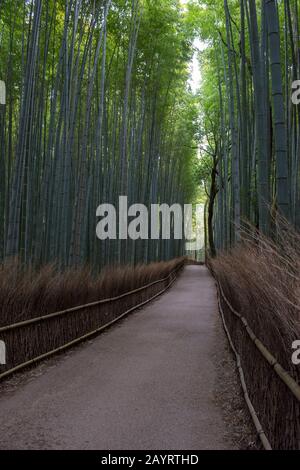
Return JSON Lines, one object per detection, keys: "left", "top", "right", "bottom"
{"left": 0, "top": 266, "right": 235, "bottom": 450}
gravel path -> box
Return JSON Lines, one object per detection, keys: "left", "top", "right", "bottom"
{"left": 0, "top": 266, "right": 245, "bottom": 450}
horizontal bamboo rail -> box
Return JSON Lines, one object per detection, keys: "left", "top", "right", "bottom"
{"left": 0, "top": 264, "right": 184, "bottom": 333}
{"left": 0, "top": 263, "right": 184, "bottom": 381}
{"left": 209, "top": 264, "right": 300, "bottom": 449}
{"left": 215, "top": 283, "right": 272, "bottom": 450}
{"left": 216, "top": 279, "right": 300, "bottom": 403}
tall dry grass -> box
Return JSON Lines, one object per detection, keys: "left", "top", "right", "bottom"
{"left": 0, "top": 258, "right": 184, "bottom": 327}
{"left": 210, "top": 220, "right": 300, "bottom": 449}
{"left": 0, "top": 258, "right": 184, "bottom": 375}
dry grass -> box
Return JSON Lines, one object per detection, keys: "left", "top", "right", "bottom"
{"left": 0, "top": 258, "right": 184, "bottom": 375}
{"left": 210, "top": 220, "right": 300, "bottom": 449}
{"left": 0, "top": 258, "right": 184, "bottom": 327}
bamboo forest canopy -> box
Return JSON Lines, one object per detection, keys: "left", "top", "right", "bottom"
{"left": 2, "top": 0, "right": 298, "bottom": 270}
{"left": 196, "top": 0, "right": 300, "bottom": 254}
{"left": 0, "top": 0, "right": 201, "bottom": 270}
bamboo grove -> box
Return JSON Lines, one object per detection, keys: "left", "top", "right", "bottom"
{"left": 196, "top": 0, "right": 300, "bottom": 255}
{"left": 0, "top": 0, "right": 199, "bottom": 270}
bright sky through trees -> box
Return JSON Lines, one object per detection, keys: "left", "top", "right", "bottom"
{"left": 181, "top": 0, "right": 205, "bottom": 93}
{"left": 188, "top": 38, "right": 205, "bottom": 93}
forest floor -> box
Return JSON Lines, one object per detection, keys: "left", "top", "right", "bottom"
{"left": 0, "top": 266, "right": 255, "bottom": 450}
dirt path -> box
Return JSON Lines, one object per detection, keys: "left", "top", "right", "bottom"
{"left": 0, "top": 266, "right": 239, "bottom": 450}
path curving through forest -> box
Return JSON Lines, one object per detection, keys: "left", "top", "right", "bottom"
{"left": 0, "top": 266, "right": 237, "bottom": 450}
